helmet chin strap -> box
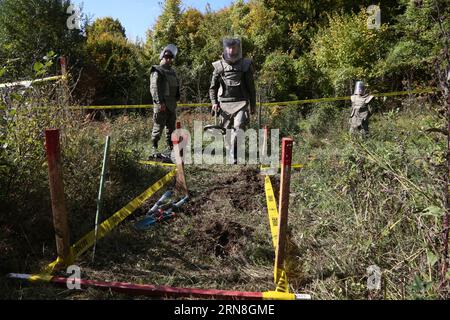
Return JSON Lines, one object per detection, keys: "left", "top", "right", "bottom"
{"left": 223, "top": 54, "right": 240, "bottom": 64}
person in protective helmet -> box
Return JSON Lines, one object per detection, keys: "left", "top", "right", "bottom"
{"left": 149, "top": 44, "right": 180, "bottom": 158}
{"left": 209, "top": 37, "right": 256, "bottom": 164}
{"left": 350, "top": 81, "right": 374, "bottom": 137}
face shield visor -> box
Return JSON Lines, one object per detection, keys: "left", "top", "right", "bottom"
{"left": 222, "top": 38, "right": 242, "bottom": 63}
{"left": 354, "top": 81, "right": 366, "bottom": 95}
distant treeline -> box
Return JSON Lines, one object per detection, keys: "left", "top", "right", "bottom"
{"left": 0, "top": 0, "right": 448, "bottom": 105}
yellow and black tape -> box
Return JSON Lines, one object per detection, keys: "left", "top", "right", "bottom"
{"left": 44, "top": 169, "right": 177, "bottom": 273}
{"left": 265, "top": 175, "right": 279, "bottom": 249}
{"left": 60, "top": 88, "right": 436, "bottom": 111}
{"left": 261, "top": 164, "right": 304, "bottom": 172}
{"left": 261, "top": 88, "right": 435, "bottom": 107}
{"left": 0, "top": 75, "right": 64, "bottom": 89}
{"left": 139, "top": 160, "right": 177, "bottom": 168}
{"left": 0, "top": 88, "right": 436, "bottom": 111}
{"left": 264, "top": 175, "right": 290, "bottom": 293}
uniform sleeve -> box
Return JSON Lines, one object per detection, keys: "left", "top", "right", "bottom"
{"left": 209, "top": 69, "right": 221, "bottom": 105}
{"left": 150, "top": 71, "right": 164, "bottom": 105}
{"left": 245, "top": 63, "right": 257, "bottom": 112}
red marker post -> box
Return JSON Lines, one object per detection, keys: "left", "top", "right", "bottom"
{"left": 275, "top": 138, "right": 293, "bottom": 281}
{"left": 45, "top": 129, "right": 71, "bottom": 267}
{"left": 60, "top": 56, "right": 67, "bottom": 77}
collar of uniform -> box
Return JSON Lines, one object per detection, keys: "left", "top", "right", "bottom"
{"left": 222, "top": 55, "right": 242, "bottom": 65}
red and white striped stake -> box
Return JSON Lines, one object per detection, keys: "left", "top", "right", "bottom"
{"left": 8, "top": 273, "right": 310, "bottom": 300}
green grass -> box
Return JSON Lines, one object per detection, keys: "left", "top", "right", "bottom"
{"left": 1, "top": 100, "right": 448, "bottom": 299}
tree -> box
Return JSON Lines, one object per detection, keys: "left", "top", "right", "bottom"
{"left": 311, "top": 10, "right": 389, "bottom": 96}
{"left": 86, "top": 17, "right": 126, "bottom": 39}
{"left": 151, "top": 0, "right": 182, "bottom": 56}
{"left": 0, "top": 0, "right": 84, "bottom": 79}
{"left": 375, "top": 0, "right": 449, "bottom": 91}
{"left": 85, "top": 17, "right": 144, "bottom": 104}
{"left": 259, "top": 52, "right": 297, "bottom": 101}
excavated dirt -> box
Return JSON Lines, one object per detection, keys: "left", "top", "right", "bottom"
{"left": 184, "top": 166, "right": 264, "bottom": 215}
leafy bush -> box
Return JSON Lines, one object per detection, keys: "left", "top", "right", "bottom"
{"left": 311, "top": 10, "right": 389, "bottom": 95}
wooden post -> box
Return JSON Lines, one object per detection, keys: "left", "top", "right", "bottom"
{"left": 275, "top": 138, "right": 293, "bottom": 279}
{"left": 59, "top": 56, "right": 71, "bottom": 107}
{"left": 173, "top": 123, "right": 188, "bottom": 196}
{"left": 176, "top": 120, "right": 183, "bottom": 159}
{"left": 262, "top": 125, "right": 269, "bottom": 160}
{"left": 60, "top": 56, "right": 67, "bottom": 78}
{"left": 258, "top": 93, "right": 262, "bottom": 130}
{"left": 45, "top": 129, "right": 71, "bottom": 267}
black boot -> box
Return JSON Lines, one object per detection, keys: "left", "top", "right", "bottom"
{"left": 149, "top": 140, "right": 159, "bottom": 159}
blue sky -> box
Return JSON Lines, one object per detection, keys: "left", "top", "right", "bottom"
{"left": 72, "top": 0, "right": 237, "bottom": 42}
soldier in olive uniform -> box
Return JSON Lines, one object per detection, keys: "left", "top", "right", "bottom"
{"left": 150, "top": 44, "right": 180, "bottom": 157}
{"left": 209, "top": 37, "right": 256, "bottom": 163}
{"left": 350, "top": 81, "right": 374, "bottom": 137}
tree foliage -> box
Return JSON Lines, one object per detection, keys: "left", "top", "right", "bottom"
{"left": 0, "top": 0, "right": 84, "bottom": 79}
{"left": 311, "top": 11, "right": 389, "bottom": 95}
{"left": 0, "top": 0, "right": 447, "bottom": 105}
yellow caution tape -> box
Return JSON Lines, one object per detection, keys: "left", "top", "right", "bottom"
{"left": 274, "top": 268, "right": 290, "bottom": 293}
{"left": 0, "top": 88, "right": 437, "bottom": 112}
{"left": 45, "top": 256, "right": 74, "bottom": 273}
{"left": 264, "top": 175, "right": 290, "bottom": 293}
{"left": 261, "top": 164, "right": 304, "bottom": 171}
{"left": 29, "top": 274, "right": 54, "bottom": 283}
{"left": 264, "top": 175, "right": 279, "bottom": 249}
{"left": 139, "top": 160, "right": 177, "bottom": 168}
{"left": 262, "top": 291, "right": 296, "bottom": 300}
{"left": 68, "top": 105, "right": 152, "bottom": 110}
{"left": 261, "top": 88, "right": 436, "bottom": 107}
{"left": 61, "top": 88, "right": 436, "bottom": 110}
{"left": 0, "top": 75, "right": 64, "bottom": 89}
{"left": 44, "top": 170, "right": 176, "bottom": 273}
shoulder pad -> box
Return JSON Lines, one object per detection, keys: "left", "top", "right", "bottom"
{"left": 212, "top": 60, "right": 224, "bottom": 74}
{"left": 241, "top": 58, "right": 252, "bottom": 72}
{"left": 351, "top": 95, "right": 357, "bottom": 103}
{"left": 365, "top": 95, "right": 375, "bottom": 103}
{"left": 151, "top": 65, "right": 164, "bottom": 74}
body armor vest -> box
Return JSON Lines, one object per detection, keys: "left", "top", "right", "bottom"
{"left": 350, "top": 94, "right": 374, "bottom": 118}
{"left": 151, "top": 65, "right": 179, "bottom": 99}
{"left": 212, "top": 58, "right": 252, "bottom": 103}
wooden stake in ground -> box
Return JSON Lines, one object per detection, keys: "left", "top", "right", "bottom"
{"left": 258, "top": 93, "right": 262, "bottom": 130}
{"left": 45, "top": 129, "right": 71, "bottom": 268}
{"left": 275, "top": 138, "right": 293, "bottom": 285}
{"left": 262, "top": 125, "right": 269, "bottom": 160}
{"left": 59, "top": 56, "right": 70, "bottom": 99}
{"left": 173, "top": 122, "right": 188, "bottom": 196}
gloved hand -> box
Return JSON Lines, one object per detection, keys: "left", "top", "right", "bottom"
{"left": 211, "top": 104, "right": 221, "bottom": 117}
